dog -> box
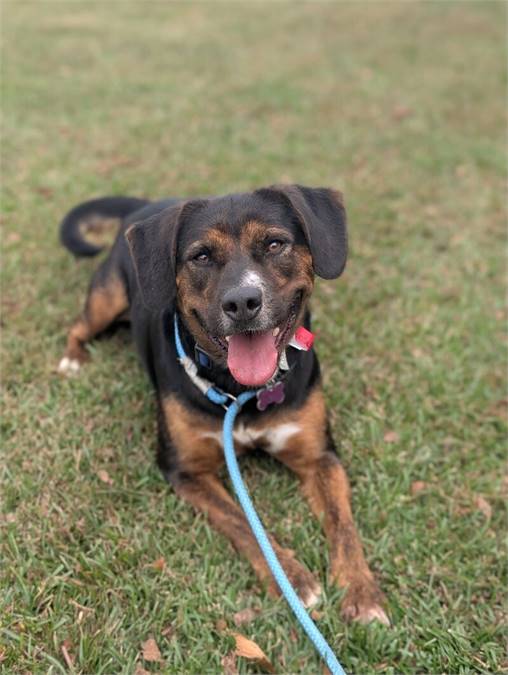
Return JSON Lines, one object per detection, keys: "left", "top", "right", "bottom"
{"left": 58, "top": 185, "right": 388, "bottom": 625}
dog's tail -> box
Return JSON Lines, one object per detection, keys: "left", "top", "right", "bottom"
{"left": 59, "top": 196, "right": 149, "bottom": 257}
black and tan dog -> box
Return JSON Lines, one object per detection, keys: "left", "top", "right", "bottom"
{"left": 58, "top": 185, "right": 388, "bottom": 625}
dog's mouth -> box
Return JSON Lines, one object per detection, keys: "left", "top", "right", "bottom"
{"left": 204, "top": 293, "right": 302, "bottom": 387}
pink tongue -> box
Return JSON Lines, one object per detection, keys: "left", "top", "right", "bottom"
{"left": 227, "top": 331, "right": 278, "bottom": 386}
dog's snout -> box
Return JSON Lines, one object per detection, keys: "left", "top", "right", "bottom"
{"left": 222, "top": 286, "right": 262, "bottom": 322}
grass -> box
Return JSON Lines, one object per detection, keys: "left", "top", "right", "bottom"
{"left": 1, "top": 2, "right": 506, "bottom": 673}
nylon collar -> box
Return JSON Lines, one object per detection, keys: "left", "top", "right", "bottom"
{"left": 173, "top": 313, "right": 289, "bottom": 410}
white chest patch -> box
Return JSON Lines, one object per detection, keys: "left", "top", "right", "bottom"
{"left": 202, "top": 422, "right": 301, "bottom": 454}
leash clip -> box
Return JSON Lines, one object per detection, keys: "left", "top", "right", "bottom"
{"left": 219, "top": 390, "right": 238, "bottom": 411}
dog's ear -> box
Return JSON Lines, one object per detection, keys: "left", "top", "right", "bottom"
{"left": 125, "top": 200, "right": 206, "bottom": 314}
{"left": 258, "top": 184, "right": 348, "bottom": 279}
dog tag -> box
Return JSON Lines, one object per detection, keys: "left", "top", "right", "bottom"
{"left": 288, "top": 326, "right": 315, "bottom": 351}
{"left": 256, "top": 381, "right": 285, "bottom": 411}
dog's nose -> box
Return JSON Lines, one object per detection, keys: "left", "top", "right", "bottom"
{"left": 222, "top": 286, "right": 262, "bottom": 322}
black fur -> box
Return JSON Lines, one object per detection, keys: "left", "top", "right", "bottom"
{"left": 59, "top": 186, "right": 347, "bottom": 478}
{"left": 255, "top": 185, "right": 347, "bottom": 279}
{"left": 60, "top": 196, "right": 149, "bottom": 257}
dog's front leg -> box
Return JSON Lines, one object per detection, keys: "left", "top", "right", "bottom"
{"left": 170, "top": 471, "right": 321, "bottom": 607}
{"left": 278, "top": 447, "right": 389, "bottom": 625}
{"left": 268, "top": 389, "right": 389, "bottom": 625}
{"left": 302, "top": 452, "right": 389, "bottom": 625}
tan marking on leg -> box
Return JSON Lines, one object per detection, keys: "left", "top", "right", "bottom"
{"left": 174, "top": 471, "right": 321, "bottom": 606}
{"left": 60, "top": 275, "right": 128, "bottom": 369}
{"left": 161, "top": 395, "right": 321, "bottom": 605}
{"left": 162, "top": 396, "right": 224, "bottom": 474}
{"left": 265, "top": 387, "right": 389, "bottom": 625}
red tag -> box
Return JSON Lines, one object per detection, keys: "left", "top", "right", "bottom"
{"left": 294, "top": 326, "right": 315, "bottom": 350}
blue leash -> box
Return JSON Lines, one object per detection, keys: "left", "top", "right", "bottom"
{"left": 174, "top": 315, "right": 346, "bottom": 675}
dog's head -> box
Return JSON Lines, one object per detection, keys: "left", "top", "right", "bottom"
{"left": 126, "top": 185, "right": 347, "bottom": 387}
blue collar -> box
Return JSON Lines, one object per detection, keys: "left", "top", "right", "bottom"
{"left": 173, "top": 313, "right": 287, "bottom": 411}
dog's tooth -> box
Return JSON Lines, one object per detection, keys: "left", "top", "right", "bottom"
{"left": 272, "top": 327, "right": 280, "bottom": 337}
{"left": 225, "top": 336, "right": 230, "bottom": 342}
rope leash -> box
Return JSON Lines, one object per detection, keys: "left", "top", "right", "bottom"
{"left": 223, "top": 393, "right": 346, "bottom": 675}
{"left": 173, "top": 315, "right": 346, "bottom": 675}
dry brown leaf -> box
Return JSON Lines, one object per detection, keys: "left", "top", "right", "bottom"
{"left": 311, "top": 609, "right": 323, "bottom": 620}
{"left": 215, "top": 618, "right": 228, "bottom": 632}
{"left": 221, "top": 652, "right": 239, "bottom": 675}
{"left": 151, "top": 556, "right": 166, "bottom": 572}
{"left": 233, "top": 608, "right": 258, "bottom": 626}
{"left": 161, "top": 624, "right": 174, "bottom": 638}
{"left": 233, "top": 633, "right": 275, "bottom": 673}
{"left": 60, "top": 640, "right": 74, "bottom": 669}
{"left": 485, "top": 397, "right": 508, "bottom": 420}
{"left": 411, "top": 481, "right": 427, "bottom": 496}
{"left": 475, "top": 496, "right": 492, "bottom": 520}
{"left": 97, "top": 469, "right": 113, "bottom": 486}
{"left": 142, "top": 637, "right": 163, "bottom": 662}
{"left": 35, "top": 186, "right": 55, "bottom": 198}
{"left": 383, "top": 430, "right": 400, "bottom": 443}
{"left": 134, "top": 666, "right": 150, "bottom": 675}
{"left": 392, "top": 104, "right": 413, "bottom": 121}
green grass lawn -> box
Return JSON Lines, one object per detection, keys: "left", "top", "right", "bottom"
{"left": 1, "top": 2, "right": 506, "bottom": 673}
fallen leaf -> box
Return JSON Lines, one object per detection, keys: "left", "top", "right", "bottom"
{"left": 60, "top": 640, "right": 74, "bottom": 669}
{"left": 35, "top": 186, "right": 54, "bottom": 198}
{"left": 221, "top": 652, "right": 239, "bottom": 675}
{"left": 411, "top": 348, "right": 425, "bottom": 359}
{"left": 383, "top": 431, "right": 400, "bottom": 443}
{"left": 134, "top": 666, "right": 150, "bottom": 675}
{"left": 215, "top": 618, "right": 227, "bottom": 632}
{"left": 311, "top": 609, "right": 323, "bottom": 620}
{"left": 97, "top": 469, "right": 113, "bottom": 486}
{"left": 233, "top": 608, "right": 258, "bottom": 626}
{"left": 411, "top": 481, "right": 427, "bottom": 495}
{"left": 161, "top": 624, "right": 174, "bottom": 638}
{"left": 392, "top": 104, "right": 413, "bottom": 121}
{"left": 233, "top": 633, "right": 275, "bottom": 673}
{"left": 151, "top": 556, "right": 166, "bottom": 572}
{"left": 485, "top": 398, "right": 508, "bottom": 420}
{"left": 475, "top": 496, "right": 492, "bottom": 520}
{"left": 142, "top": 637, "right": 163, "bottom": 662}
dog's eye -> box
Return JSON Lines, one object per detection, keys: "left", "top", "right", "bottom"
{"left": 192, "top": 251, "right": 210, "bottom": 264}
{"left": 266, "top": 239, "right": 284, "bottom": 254}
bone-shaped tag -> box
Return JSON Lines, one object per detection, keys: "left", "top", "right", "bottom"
{"left": 256, "top": 381, "right": 285, "bottom": 411}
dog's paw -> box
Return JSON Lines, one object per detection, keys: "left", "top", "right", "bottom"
{"left": 268, "top": 553, "right": 321, "bottom": 608}
{"left": 340, "top": 578, "right": 390, "bottom": 626}
{"left": 300, "top": 581, "right": 322, "bottom": 608}
{"left": 58, "top": 356, "right": 81, "bottom": 376}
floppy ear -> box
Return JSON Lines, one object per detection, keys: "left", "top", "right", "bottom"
{"left": 260, "top": 184, "right": 348, "bottom": 279}
{"left": 125, "top": 201, "right": 205, "bottom": 314}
